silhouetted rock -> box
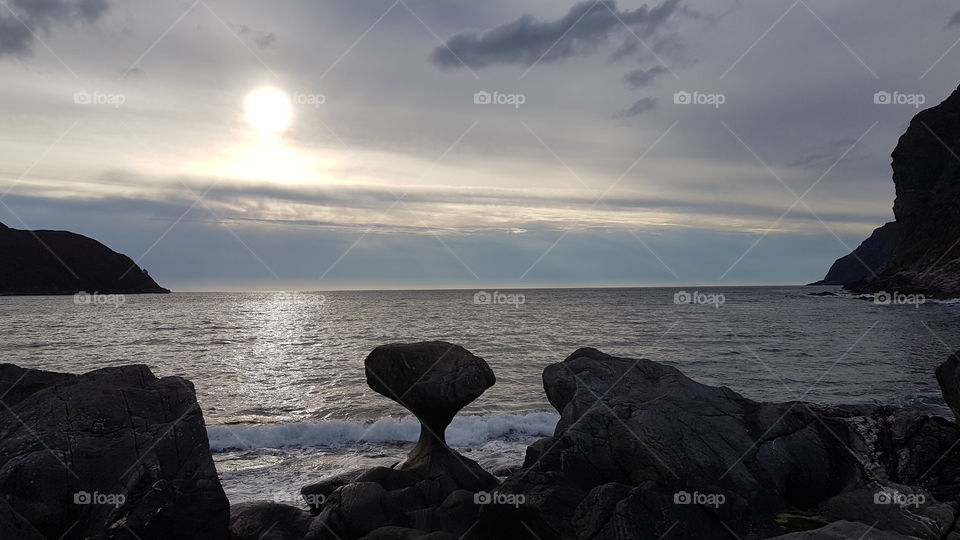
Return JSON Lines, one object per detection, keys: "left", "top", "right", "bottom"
{"left": 769, "top": 520, "right": 916, "bottom": 539}
{"left": 937, "top": 352, "right": 960, "bottom": 423}
{"left": 844, "top": 85, "right": 960, "bottom": 297}
{"left": 364, "top": 341, "right": 498, "bottom": 492}
{"left": 304, "top": 342, "right": 498, "bottom": 540}
{"left": 810, "top": 221, "right": 899, "bottom": 285}
{"left": 0, "top": 363, "right": 228, "bottom": 539}
{"left": 488, "top": 348, "right": 960, "bottom": 540}
{"left": 0, "top": 222, "right": 169, "bottom": 295}
{"left": 229, "top": 501, "right": 312, "bottom": 540}
{"left": 301, "top": 467, "right": 372, "bottom": 514}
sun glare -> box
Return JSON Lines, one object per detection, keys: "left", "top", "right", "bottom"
{"left": 244, "top": 87, "right": 292, "bottom": 133}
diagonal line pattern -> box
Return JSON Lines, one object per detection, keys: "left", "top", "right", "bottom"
{"left": 518, "top": 119, "right": 680, "bottom": 281}
{"left": 718, "top": 120, "right": 878, "bottom": 280}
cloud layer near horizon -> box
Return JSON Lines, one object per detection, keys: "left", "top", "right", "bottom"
{"left": 0, "top": 0, "right": 958, "bottom": 289}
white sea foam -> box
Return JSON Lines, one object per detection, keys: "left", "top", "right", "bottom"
{"left": 208, "top": 411, "right": 559, "bottom": 451}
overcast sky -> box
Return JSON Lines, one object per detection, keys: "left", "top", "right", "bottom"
{"left": 0, "top": 0, "right": 957, "bottom": 290}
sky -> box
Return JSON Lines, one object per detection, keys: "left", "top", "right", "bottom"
{"left": 0, "top": 0, "right": 957, "bottom": 291}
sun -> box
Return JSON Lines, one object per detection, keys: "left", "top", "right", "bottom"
{"left": 244, "top": 86, "right": 292, "bottom": 133}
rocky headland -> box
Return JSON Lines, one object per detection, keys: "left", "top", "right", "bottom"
{"left": 814, "top": 85, "right": 960, "bottom": 298}
{"left": 0, "top": 222, "right": 169, "bottom": 295}
{"left": 3, "top": 343, "right": 960, "bottom": 539}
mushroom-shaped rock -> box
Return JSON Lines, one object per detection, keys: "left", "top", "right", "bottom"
{"left": 364, "top": 342, "right": 497, "bottom": 491}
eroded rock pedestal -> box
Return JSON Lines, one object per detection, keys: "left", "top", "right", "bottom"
{"left": 295, "top": 341, "right": 499, "bottom": 540}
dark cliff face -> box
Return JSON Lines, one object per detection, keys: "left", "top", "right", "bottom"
{"left": 891, "top": 85, "right": 960, "bottom": 268}
{"left": 828, "top": 85, "right": 960, "bottom": 297}
{"left": 0, "top": 223, "right": 169, "bottom": 295}
{"left": 811, "top": 221, "right": 899, "bottom": 285}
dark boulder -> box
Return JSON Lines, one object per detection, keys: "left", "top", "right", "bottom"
{"left": 938, "top": 352, "right": 960, "bottom": 423}
{"left": 0, "top": 363, "right": 228, "bottom": 539}
{"left": 229, "top": 501, "right": 312, "bottom": 540}
{"left": 492, "top": 348, "right": 960, "bottom": 539}
{"left": 769, "top": 520, "right": 918, "bottom": 539}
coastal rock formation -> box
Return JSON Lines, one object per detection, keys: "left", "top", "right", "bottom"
{"left": 229, "top": 502, "right": 312, "bottom": 540}
{"left": 810, "top": 221, "right": 899, "bottom": 285}
{"left": 829, "top": 85, "right": 960, "bottom": 297}
{"left": 300, "top": 342, "right": 498, "bottom": 539}
{"left": 489, "top": 348, "right": 960, "bottom": 539}
{"left": 0, "top": 363, "right": 228, "bottom": 539}
{"left": 938, "top": 352, "right": 960, "bottom": 424}
{"left": 0, "top": 221, "right": 169, "bottom": 295}
{"left": 364, "top": 341, "right": 498, "bottom": 492}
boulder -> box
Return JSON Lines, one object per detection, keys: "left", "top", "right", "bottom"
{"left": 364, "top": 342, "right": 498, "bottom": 492}
{"left": 0, "top": 363, "right": 228, "bottom": 539}
{"left": 937, "top": 352, "right": 960, "bottom": 423}
{"left": 492, "top": 348, "right": 960, "bottom": 539}
{"left": 301, "top": 467, "right": 371, "bottom": 514}
{"left": 768, "top": 520, "right": 919, "bottom": 539}
{"left": 229, "top": 501, "right": 312, "bottom": 540}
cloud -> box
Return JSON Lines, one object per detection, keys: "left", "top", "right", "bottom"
{"left": 0, "top": 0, "right": 110, "bottom": 56}
{"left": 786, "top": 138, "right": 857, "bottom": 169}
{"left": 430, "top": 0, "right": 680, "bottom": 69}
{"left": 624, "top": 65, "right": 668, "bottom": 87}
{"left": 613, "top": 96, "right": 657, "bottom": 118}
{"left": 950, "top": 11, "right": 960, "bottom": 27}
{"left": 238, "top": 24, "right": 277, "bottom": 49}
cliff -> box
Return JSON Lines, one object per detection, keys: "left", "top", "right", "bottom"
{"left": 0, "top": 222, "right": 169, "bottom": 295}
{"left": 817, "top": 84, "right": 960, "bottom": 297}
{"left": 810, "top": 221, "right": 899, "bottom": 285}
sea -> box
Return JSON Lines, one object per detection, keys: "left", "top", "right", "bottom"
{"left": 2, "top": 286, "right": 957, "bottom": 505}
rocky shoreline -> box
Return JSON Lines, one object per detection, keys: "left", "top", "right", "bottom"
{"left": 3, "top": 344, "right": 960, "bottom": 539}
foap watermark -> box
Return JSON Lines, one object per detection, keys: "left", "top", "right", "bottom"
{"left": 673, "top": 490, "right": 725, "bottom": 509}
{"left": 474, "top": 491, "right": 525, "bottom": 508}
{"left": 293, "top": 91, "right": 326, "bottom": 108}
{"left": 74, "top": 292, "right": 126, "bottom": 307}
{"left": 474, "top": 290, "right": 525, "bottom": 308}
{"left": 274, "top": 491, "right": 325, "bottom": 507}
{"left": 74, "top": 490, "right": 125, "bottom": 508}
{"left": 474, "top": 90, "right": 526, "bottom": 109}
{"left": 874, "top": 91, "right": 926, "bottom": 108}
{"left": 673, "top": 90, "right": 725, "bottom": 108}
{"left": 874, "top": 290, "right": 924, "bottom": 308}
{"left": 674, "top": 290, "right": 725, "bottom": 308}
{"left": 73, "top": 91, "right": 126, "bottom": 108}
{"left": 874, "top": 488, "right": 925, "bottom": 508}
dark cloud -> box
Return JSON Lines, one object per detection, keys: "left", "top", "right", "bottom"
{"left": 0, "top": 0, "right": 110, "bottom": 55}
{"left": 624, "top": 65, "right": 668, "bottom": 87}
{"left": 786, "top": 138, "right": 858, "bottom": 169}
{"left": 430, "top": 0, "right": 680, "bottom": 69}
{"left": 238, "top": 24, "right": 277, "bottom": 49}
{"left": 950, "top": 11, "right": 960, "bottom": 27}
{"left": 613, "top": 96, "right": 657, "bottom": 118}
